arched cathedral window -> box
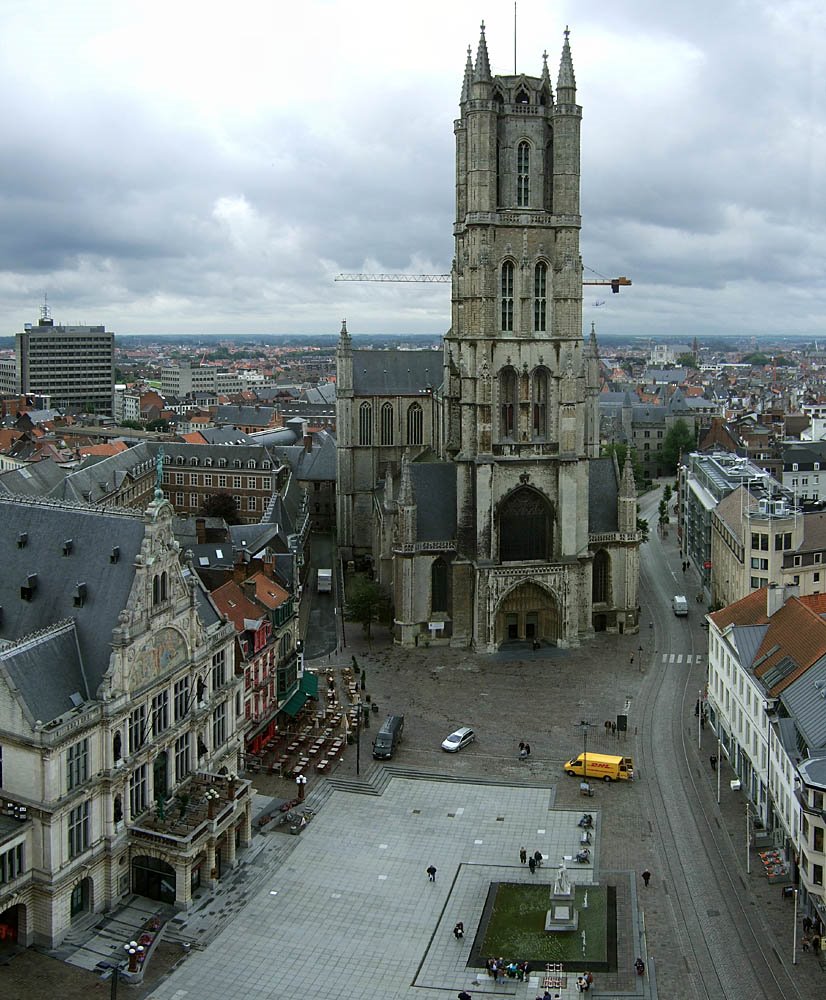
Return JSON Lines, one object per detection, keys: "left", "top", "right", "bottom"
{"left": 499, "top": 487, "right": 553, "bottom": 562}
{"left": 592, "top": 549, "right": 610, "bottom": 603}
{"left": 499, "top": 367, "right": 517, "bottom": 439}
{"left": 534, "top": 262, "right": 547, "bottom": 332}
{"left": 358, "top": 402, "right": 372, "bottom": 446}
{"left": 380, "top": 402, "right": 394, "bottom": 446}
{"left": 407, "top": 403, "right": 423, "bottom": 445}
{"left": 544, "top": 138, "right": 554, "bottom": 213}
{"left": 517, "top": 141, "right": 530, "bottom": 207}
{"left": 532, "top": 368, "right": 549, "bottom": 438}
{"left": 501, "top": 262, "right": 514, "bottom": 332}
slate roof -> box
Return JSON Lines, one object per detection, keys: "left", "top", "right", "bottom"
{"left": 409, "top": 463, "right": 456, "bottom": 543}
{"left": 0, "top": 497, "right": 147, "bottom": 720}
{"left": 351, "top": 349, "right": 441, "bottom": 396}
{"left": 780, "top": 656, "right": 826, "bottom": 749}
{"left": 588, "top": 458, "right": 620, "bottom": 534}
{"left": 213, "top": 405, "right": 278, "bottom": 428}
{"left": 269, "top": 430, "right": 337, "bottom": 482}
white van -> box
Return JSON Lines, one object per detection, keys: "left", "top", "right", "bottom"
{"left": 672, "top": 595, "right": 688, "bottom": 616}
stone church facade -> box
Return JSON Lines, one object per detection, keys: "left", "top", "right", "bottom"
{"left": 336, "top": 25, "right": 640, "bottom": 651}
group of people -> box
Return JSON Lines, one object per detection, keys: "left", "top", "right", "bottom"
{"left": 801, "top": 914, "right": 823, "bottom": 953}
{"left": 518, "top": 741, "right": 532, "bottom": 760}
{"left": 519, "top": 846, "right": 544, "bottom": 873}
{"left": 485, "top": 957, "right": 530, "bottom": 983}
{"left": 575, "top": 971, "right": 594, "bottom": 991}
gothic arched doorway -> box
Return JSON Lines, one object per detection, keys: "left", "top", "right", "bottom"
{"left": 494, "top": 581, "right": 560, "bottom": 645}
{"left": 132, "top": 855, "right": 176, "bottom": 905}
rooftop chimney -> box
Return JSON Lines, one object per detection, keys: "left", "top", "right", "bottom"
{"left": 304, "top": 434, "right": 312, "bottom": 453}
{"left": 766, "top": 583, "right": 784, "bottom": 617}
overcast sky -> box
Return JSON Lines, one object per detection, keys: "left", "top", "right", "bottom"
{"left": 1, "top": 0, "right": 824, "bottom": 339}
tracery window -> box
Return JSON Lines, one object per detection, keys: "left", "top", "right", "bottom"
{"left": 534, "top": 262, "right": 547, "bottom": 332}
{"left": 517, "top": 141, "right": 530, "bottom": 207}
{"left": 532, "top": 368, "right": 549, "bottom": 438}
{"left": 500, "top": 367, "right": 517, "bottom": 438}
{"left": 358, "top": 402, "right": 372, "bottom": 446}
{"left": 380, "top": 402, "right": 394, "bottom": 446}
{"left": 407, "top": 403, "right": 423, "bottom": 445}
{"left": 501, "top": 262, "right": 514, "bottom": 332}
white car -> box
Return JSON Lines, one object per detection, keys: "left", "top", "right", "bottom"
{"left": 441, "top": 726, "right": 475, "bottom": 752}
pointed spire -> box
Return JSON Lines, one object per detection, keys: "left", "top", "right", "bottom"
{"left": 557, "top": 25, "right": 576, "bottom": 96}
{"left": 339, "top": 318, "right": 351, "bottom": 344}
{"left": 474, "top": 21, "right": 491, "bottom": 82}
{"left": 461, "top": 44, "right": 473, "bottom": 102}
{"left": 541, "top": 48, "right": 553, "bottom": 101}
{"left": 622, "top": 455, "right": 636, "bottom": 495}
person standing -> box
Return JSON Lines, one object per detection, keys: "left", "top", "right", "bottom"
{"left": 709, "top": 754, "right": 717, "bottom": 771}
{"left": 641, "top": 869, "right": 651, "bottom": 887}
{"left": 528, "top": 855, "right": 536, "bottom": 874}
{"left": 519, "top": 846, "right": 527, "bottom": 864}
{"left": 453, "top": 922, "right": 464, "bottom": 939}
{"left": 427, "top": 865, "right": 437, "bottom": 882}
{"left": 525, "top": 743, "right": 531, "bottom": 757}
{"left": 534, "top": 850, "right": 543, "bottom": 868}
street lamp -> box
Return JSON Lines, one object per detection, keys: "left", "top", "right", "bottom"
{"left": 355, "top": 701, "right": 363, "bottom": 777}
{"left": 295, "top": 773, "right": 307, "bottom": 802}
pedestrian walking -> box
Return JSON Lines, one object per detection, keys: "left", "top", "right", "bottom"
{"left": 525, "top": 743, "right": 531, "bottom": 757}
{"left": 528, "top": 856, "right": 536, "bottom": 874}
{"left": 641, "top": 869, "right": 651, "bottom": 887}
{"left": 519, "top": 846, "right": 527, "bottom": 864}
{"left": 534, "top": 850, "right": 543, "bottom": 868}
{"left": 453, "top": 922, "right": 464, "bottom": 940}
{"left": 519, "top": 741, "right": 525, "bottom": 753}
{"left": 803, "top": 915, "right": 813, "bottom": 935}
{"left": 427, "top": 865, "right": 437, "bottom": 882}
{"left": 709, "top": 754, "right": 717, "bottom": 771}
{"left": 458, "top": 991, "right": 472, "bottom": 1000}
{"left": 629, "top": 653, "right": 634, "bottom": 665}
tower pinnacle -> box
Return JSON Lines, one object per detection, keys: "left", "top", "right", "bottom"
{"left": 474, "top": 21, "right": 491, "bottom": 82}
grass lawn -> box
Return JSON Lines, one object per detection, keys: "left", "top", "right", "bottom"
{"left": 471, "top": 882, "right": 612, "bottom": 970}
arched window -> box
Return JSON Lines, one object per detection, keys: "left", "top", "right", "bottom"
{"left": 501, "top": 261, "right": 514, "bottom": 331}
{"left": 113, "top": 731, "right": 122, "bottom": 763}
{"left": 532, "top": 368, "right": 549, "bottom": 438}
{"left": 358, "top": 402, "right": 372, "bottom": 446}
{"left": 152, "top": 575, "right": 160, "bottom": 606}
{"left": 114, "top": 794, "right": 123, "bottom": 824}
{"left": 499, "top": 487, "right": 552, "bottom": 562}
{"left": 534, "top": 262, "right": 547, "bottom": 332}
{"left": 380, "top": 402, "right": 394, "bottom": 446}
{"left": 517, "top": 141, "right": 530, "bottom": 207}
{"left": 500, "top": 367, "right": 517, "bottom": 438}
{"left": 515, "top": 88, "right": 530, "bottom": 104}
{"left": 592, "top": 549, "right": 610, "bottom": 603}
{"left": 407, "top": 403, "right": 423, "bottom": 445}
{"left": 160, "top": 571, "right": 168, "bottom": 602}
{"left": 431, "top": 557, "right": 448, "bottom": 612}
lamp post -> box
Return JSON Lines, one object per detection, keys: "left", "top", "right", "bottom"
{"left": 295, "top": 773, "right": 307, "bottom": 802}
{"left": 638, "top": 644, "right": 643, "bottom": 673}
{"left": 355, "top": 701, "right": 362, "bottom": 777}
{"left": 746, "top": 802, "right": 751, "bottom": 875}
{"left": 125, "top": 940, "right": 145, "bottom": 973}
{"left": 579, "top": 720, "right": 595, "bottom": 792}
{"left": 792, "top": 888, "right": 799, "bottom": 964}
{"left": 697, "top": 688, "right": 704, "bottom": 750}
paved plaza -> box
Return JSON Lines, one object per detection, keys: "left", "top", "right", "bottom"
{"left": 145, "top": 773, "right": 641, "bottom": 1000}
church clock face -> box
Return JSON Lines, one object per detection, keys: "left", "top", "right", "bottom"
{"left": 131, "top": 628, "right": 188, "bottom": 687}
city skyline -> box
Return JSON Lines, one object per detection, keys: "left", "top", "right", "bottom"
{"left": 1, "top": 1, "right": 824, "bottom": 339}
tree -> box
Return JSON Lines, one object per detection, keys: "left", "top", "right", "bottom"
{"left": 199, "top": 492, "right": 241, "bottom": 525}
{"left": 676, "top": 353, "right": 698, "bottom": 368}
{"left": 663, "top": 484, "right": 673, "bottom": 505}
{"left": 146, "top": 418, "right": 169, "bottom": 432}
{"left": 345, "top": 574, "right": 390, "bottom": 639}
{"left": 636, "top": 517, "right": 650, "bottom": 543}
{"left": 658, "top": 498, "right": 669, "bottom": 529}
{"left": 660, "top": 418, "right": 695, "bottom": 474}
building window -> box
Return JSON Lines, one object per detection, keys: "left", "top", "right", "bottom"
{"left": 262, "top": 478, "right": 272, "bottom": 491}
{"left": 189, "top": 493, "right": 197, "bottom": 507}
{"left": 500, "top": 367, "right": 517, "bottom": 438}
{"left": 380, "top": 402, "right": 394, "bottom": 446}
{"left": 68, "top": 801, "right": 90, "bottom": 857}
{"left": 233, "top": 475, "right": 242, "bottom": 489}
{"left": 130, "top": 765, "right": 148, "bottom": 818}
{"left": 247, "top": 495, "right": 257, "bottom": 511}
{"left": 67, "top": 738, "right": 89, "bottom": 791}
{"left": 218, "top": 475, "right": 227, "bottom": 488}
{"left": 431, "top": 557, "right": 448, "bottom": 612}
{"left": 175, "top": 473, "right": 184, "bottom": 486}
{"left": 814, "top": 863, "right": 824, "bottom": 887}
{"left": 174, "top": 677, "right": 190, "bottom": 721}
{"left": 212, "top": 702, "right": 227, "bottom": 748}
{"left": 175, "top": 492, "right": 184, "bottom": 506}
{"left": 212, "top": 649, "right": 227, "bottom": 690}
{"left": 129, "top": 705, "right": 146, "bottom": 754}
{"left": 358, "top": 402, "right": 372, "bottom": 446}
{"left": 517, "top": 141, "right": 530, "bottom": 206}
{"left": 532, "top": 368, "right": 548, "bottom": 438}
{"left": 501, "top": 262, "right": 514, "bottom": 331}
{"left": 152, "top": 691, "right": 169, "bottom": 736}
{"left": 407, "top": 403, "right": 423, "bottom": 445}
{"left": 533, "top": 263, "right": 547, "bottom": 332}
{"left": 0, "top": 843, "right": 24, "bottom": 885}
{"left": 174, "top": 733, "right": 191, "bottom": 782}
{"left": 233, "top": 495, "right": 242, "bottom": 509}
{"left": 204, "top": 474, "right": 213, "bottom": 487}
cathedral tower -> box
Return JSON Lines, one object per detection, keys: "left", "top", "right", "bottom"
{"left": 443, "top": 25, "right": 597, "bottom": 648}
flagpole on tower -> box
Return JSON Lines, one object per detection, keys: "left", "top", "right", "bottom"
{"left": 514, "top": 2, "right": 517, "bottom": 75}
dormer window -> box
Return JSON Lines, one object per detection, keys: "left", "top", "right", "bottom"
{"left": 515, "top": 88, "right": 529, "bottom": 104}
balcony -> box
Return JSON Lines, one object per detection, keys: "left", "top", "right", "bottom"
{"left": 129, "top": 772, "right": 250, "bottom": 851}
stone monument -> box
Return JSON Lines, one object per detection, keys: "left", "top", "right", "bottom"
{"left": 545, "top": 859, "right": 578, "bottom": 932}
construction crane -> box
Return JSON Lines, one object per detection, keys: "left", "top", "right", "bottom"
{"left": 335, "top": 273, "right": 632, "bottom": 292}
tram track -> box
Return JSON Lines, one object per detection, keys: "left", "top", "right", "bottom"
{"left": 635, "top": 487, "right": 804, "bottom": 1000}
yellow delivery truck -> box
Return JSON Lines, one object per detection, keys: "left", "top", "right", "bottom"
{"left": 564, "top": 753, "right": 634, "bottom": 782}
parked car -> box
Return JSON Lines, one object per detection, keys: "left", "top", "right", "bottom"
{"left": 441, "top": 726, "right": 475, "bottom": 752}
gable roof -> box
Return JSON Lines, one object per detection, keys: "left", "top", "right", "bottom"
{"left": 351, "top": 349, "right": 440, "bottom": 396}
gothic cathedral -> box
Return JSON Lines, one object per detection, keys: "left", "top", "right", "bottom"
{"left": 336, "top": 25, "right": 640, "bottom": 651}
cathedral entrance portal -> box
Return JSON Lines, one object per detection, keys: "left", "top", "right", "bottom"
{"left": 495, "top": 582, "right": 560, "bottom": 646}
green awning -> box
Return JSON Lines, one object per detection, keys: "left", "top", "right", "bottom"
{"left": 300, "top": 673, "right": 319, "bottom": 697}
{"left": 280, "top": 690, "right": 307, "bottom": 718}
